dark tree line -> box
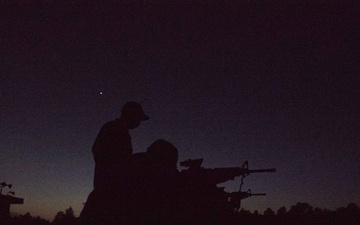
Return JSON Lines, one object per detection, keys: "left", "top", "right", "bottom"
{"left": 3, "top": 203, "right": 360, "bottom": 225}
{"left": 237, "top": 202, "right": 360, "bottom": 225}
{"left": 3, "top": 207, "right": 75, "bottom": 225}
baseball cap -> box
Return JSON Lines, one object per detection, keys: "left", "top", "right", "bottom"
{"left": 121, "top": 102, "right": 150, "bottom": 121}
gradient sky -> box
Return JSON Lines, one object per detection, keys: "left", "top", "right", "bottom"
{"left": 1, "top": 2, "right": 359, "bottom": 221}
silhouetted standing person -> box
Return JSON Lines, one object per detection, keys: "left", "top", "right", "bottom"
{"left": 79, "top": 102, "right": 149, "bottom": 225}
{"left": 92, "top": 101, "right": 149, "bottom": 190}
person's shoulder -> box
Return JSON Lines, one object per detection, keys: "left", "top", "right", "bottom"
{"left": 101, "top": 119, "right": 119, "bottom": 127}
{"left": 101, "top": 119, "right": 126, "bottom": 132}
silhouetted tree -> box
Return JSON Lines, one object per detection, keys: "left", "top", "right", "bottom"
{"left": 52, "top": 211, "right": 65, "bottom": 225}
{"left": 276, "top": 206, "right": 287, "bottom": 216}
{"left": 7, "top": 212, "right": 50, "bottom": 225}
{"left": 288, "top": 202, "right": 313, "bottom": 217}
{"left": 34, "top": 216, "right": 50, "bottom": 225}
{"left": 261, "top": 207, "right": 275, "bottom": 225}
{"left": 264, "top": 207, "right": 275, "bottom": 216}
{"left": 332, "top": 203, "right": 360, "bottom": 225}
{"left": 64, "top": 207, "right": 76, "bottom": 225}
{"left": 313, "top": 207, "right": 322, "bottom": 214}
{"left": 5, "top": 202, "right": 360, "bottom": 225}
{"left": 51, "top": 207, "right": 76, "bottom": 225}
{"left": 346, "top": 202, "right": 360, "bottom": 215}
{"left": 19, "top": 212, "right": 35, "bottom": 225}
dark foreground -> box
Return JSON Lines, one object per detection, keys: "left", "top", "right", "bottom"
{"left": 1, "top": 202, "right": 360, "bottom": 225}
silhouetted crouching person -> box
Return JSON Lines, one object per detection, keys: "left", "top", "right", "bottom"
{"left": 131, "top": 139, "right": 222, "bottom": 225}
{"left": 79, "top": 102, "right": 149, "bottom": 225}
{"left": 126, "top": 140, "right": 178, "bottom": 225}
{"left": 139, "top": 140, "right": 228, "bottom": 225}
{"left": 132, "top": 139, "right": 180, "bottom": 225}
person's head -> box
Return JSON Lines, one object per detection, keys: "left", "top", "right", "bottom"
{"left": 146, "top": 139, "right": 179, "bottom": 171}
{"left": 120, "top": 102, "right": 149, "bottom": 129}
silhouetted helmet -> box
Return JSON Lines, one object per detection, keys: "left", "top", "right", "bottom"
{"left": 121, "top": 102, "right": 150, "bottom": 121}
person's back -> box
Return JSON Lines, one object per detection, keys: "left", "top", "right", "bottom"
{"left": 92, "top": 118, "right": 133, "bottom": 191}
{"left": 79, "top": 102, "right": 149, "bottom": 225}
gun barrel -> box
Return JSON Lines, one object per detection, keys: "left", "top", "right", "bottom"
{"left": 250, "top": 193, "right": 266, "bottom": 196}
{"left": 247, "top": 168, "right": 276, "bottom": 173}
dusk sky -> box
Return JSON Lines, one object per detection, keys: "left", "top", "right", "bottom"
{"left": 1, "top": 2, "right": 359, "bottom": 221}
